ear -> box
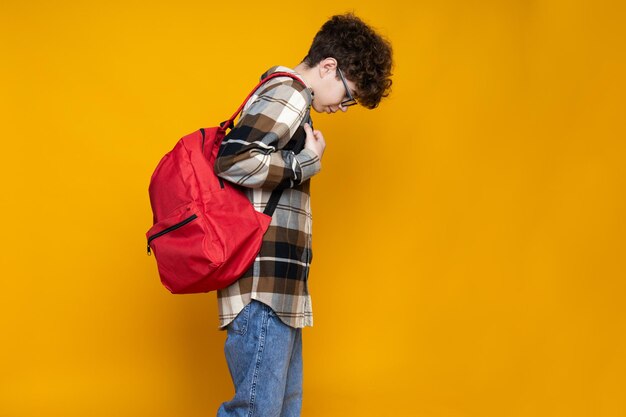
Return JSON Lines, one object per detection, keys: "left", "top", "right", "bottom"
{"left": 318, "top": 57, "right": 338, "bottom": 78}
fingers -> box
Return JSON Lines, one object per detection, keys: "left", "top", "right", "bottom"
{"left": 304, "top": 123, "right": 313, "bottom": 134}
{"left": 304, "top": 123, "right": 323, "bottom": 140}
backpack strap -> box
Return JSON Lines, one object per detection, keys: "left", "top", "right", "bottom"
{"left": 264, "top": 190, "right": 282, "bottom": 216}
{"left": 219, "top": 71, "right": 309, "bottom": 131}
{"left": 218, "top": 71, "right": 312, "bottom": 218}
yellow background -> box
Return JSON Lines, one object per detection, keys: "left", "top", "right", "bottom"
{"left": 1, "top": 1, "right": 625, "bottom": 416}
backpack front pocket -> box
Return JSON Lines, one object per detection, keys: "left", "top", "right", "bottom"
{"left": 147, "top": 213, "right": 198, "bottom": 254}
{"left": 146, "top": 204, "right": 223, "bottom": 293}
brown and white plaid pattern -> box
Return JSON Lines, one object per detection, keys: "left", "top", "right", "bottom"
{"left": 214, "top": 66, "right": 321, "bottom": 329}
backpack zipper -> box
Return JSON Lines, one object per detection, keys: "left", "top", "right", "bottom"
{"left": 146, "top": 213, "right": 198, "bottom": 255}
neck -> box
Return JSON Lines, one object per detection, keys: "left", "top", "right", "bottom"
{"left": 293, "top": 62, "right": 316, "bottom": 89}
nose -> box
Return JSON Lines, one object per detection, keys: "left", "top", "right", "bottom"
{"left": 339, "top": 105, "right": 348, "bottom": 113}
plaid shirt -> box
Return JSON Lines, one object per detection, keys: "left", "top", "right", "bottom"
{"left": 214, "top": 66, "right": 321, "bottom": 329}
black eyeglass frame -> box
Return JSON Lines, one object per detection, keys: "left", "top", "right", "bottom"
{"left": 337, "top": 68, "right": 358, "bottom": 107}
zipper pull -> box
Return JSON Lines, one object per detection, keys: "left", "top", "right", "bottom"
{"left": 147, "top": 245, "right": 151, "bottom": 256}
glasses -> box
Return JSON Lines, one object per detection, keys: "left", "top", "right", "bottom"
{"left": 337, "top": 68, "right": 358, "bottom": 107}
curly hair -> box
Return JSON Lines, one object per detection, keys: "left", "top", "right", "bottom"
{"left": 302, "top": 13, "right": 393, "bottom": 109}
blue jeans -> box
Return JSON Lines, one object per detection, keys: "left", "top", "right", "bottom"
{"left": 217, "top": 300, "right": 303, "bottom": 417}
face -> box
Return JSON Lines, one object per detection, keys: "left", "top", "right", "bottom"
{"left": 311, "top": 65, "right": 358, "bottom": 114}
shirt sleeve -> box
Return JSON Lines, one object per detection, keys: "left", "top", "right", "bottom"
{"left": 213, "top": 81, "right": 322, "bottom": 190}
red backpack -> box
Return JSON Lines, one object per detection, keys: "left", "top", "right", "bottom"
{"left": 146, "top": 72, "right": 307, "bottom": 294}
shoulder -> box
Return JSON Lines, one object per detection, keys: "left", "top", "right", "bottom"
{"left": 256, "top": 66, "right": 312, "bottom": 105}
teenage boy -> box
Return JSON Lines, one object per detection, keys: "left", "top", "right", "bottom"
{"left": 214, "top": 12, "right": 393, "bottom": 417}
